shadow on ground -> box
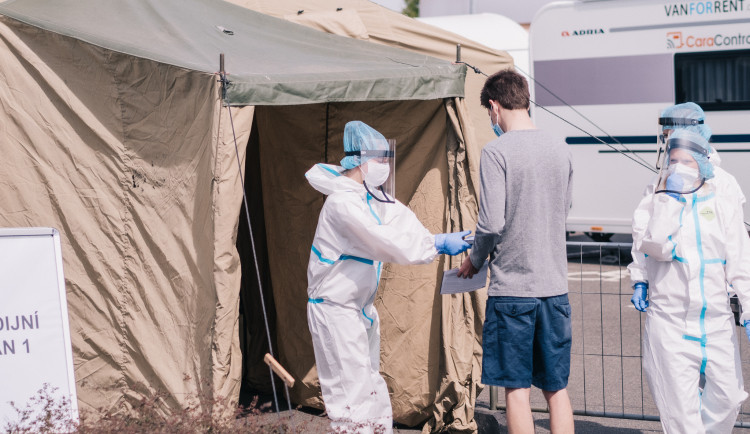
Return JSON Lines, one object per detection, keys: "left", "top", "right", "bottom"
{"left": 536, "top": 418, "right": 652, "bottom": 433}
{"left": 475, "top": 412, "right": 504, "bottom": 433}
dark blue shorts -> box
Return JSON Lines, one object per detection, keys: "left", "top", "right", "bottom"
{"left": 481, "top": 294, "right": 572, "bottom": 391}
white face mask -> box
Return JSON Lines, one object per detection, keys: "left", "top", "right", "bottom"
{"left": 363, "top": 161, "right": 390, "bottom": 187}
{"left": 667, "top": 162, "right": 700, "bottom": 189}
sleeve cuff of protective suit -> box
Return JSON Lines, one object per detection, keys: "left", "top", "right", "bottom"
{"left": 653, "top": 192, "right": 684, "bottom": 214}
{"left": 630, "top": 280, "right": 647, "bottom": 289}
{"left": 737, "top": 288, "right": 750, "bottom": 325}
{"left": 643, "top": 194, "right": 683, "bottom": 252}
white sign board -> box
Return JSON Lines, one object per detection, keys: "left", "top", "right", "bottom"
{"left": 0, "top": 228, "right": 78, "bottom": 427}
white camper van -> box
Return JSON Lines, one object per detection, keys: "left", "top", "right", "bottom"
{"left": 530, "top": 0, "right": 750, "bottom": 239}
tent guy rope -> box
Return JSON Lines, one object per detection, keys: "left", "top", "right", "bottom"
{"left": 219, "top": 53, "right": 294, "bottom": 415}
{"left": 455, "top": 45, "right": 750, "bottom": 228}
{"left": 455, "top": 44, "right": 655, "bottom": 174}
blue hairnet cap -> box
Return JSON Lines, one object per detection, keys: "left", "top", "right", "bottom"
{"left": 660, "top": 102, "right": 712, "bottom": 140}
{"left": 341, "top": 121, "right": 389, "bottom": 169}
{"left": 668, "top": 129, "right": 714, "bottom": 179}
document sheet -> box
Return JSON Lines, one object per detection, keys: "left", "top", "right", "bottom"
{"left": 440, "top": 261, "right": 489, "bottom": 294}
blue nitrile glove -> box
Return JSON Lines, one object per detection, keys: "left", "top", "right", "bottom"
{"left": 744, "top": 320, "right": 750, "bottom": 343}
{"left": 631, "top": 282, "right": 649, "bottom": 312}
{"left": 665, "top": 174, "right": 682, "bottom": 200}
{"left": 435, "top": 230, "right": 471, "bottom": 255}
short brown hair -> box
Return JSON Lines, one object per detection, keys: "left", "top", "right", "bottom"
{"left": 480, "top": 69, "right": 530, "bottom": 111}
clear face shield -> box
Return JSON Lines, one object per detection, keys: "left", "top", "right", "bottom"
{"left": 655, "top": 116, "right": 704, "bottom": 190}
{"left": 357, "top": 139, "right": 396, "bottom": 203}
{"left": 655, "top": 136, "right": 708, "bottom": 196}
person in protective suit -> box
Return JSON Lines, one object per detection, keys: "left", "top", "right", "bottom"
{"left": 305, "top": 120, "right": 471, "bottom": 433}
{"left": 629, "top": 128, "right": 750, "bottom": 433}
{"left": 629, "top": 102, "right": 746, "bottom": 291}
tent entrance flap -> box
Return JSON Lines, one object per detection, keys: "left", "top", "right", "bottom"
{"left": 252, "top": 100, "right": 484, "bottom": 428}
{"left": 237, "top": 116, "right": 281, "bottom": 403}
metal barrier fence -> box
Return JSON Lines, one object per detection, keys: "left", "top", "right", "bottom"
{"left": 488, "top": 241, "right": 750, "bottom": 428}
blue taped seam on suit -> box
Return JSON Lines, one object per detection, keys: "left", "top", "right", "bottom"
{"left": 361, "top": 260, "right": 383, "bottom": 328}
{"left": 670, "top": 235, "right": 688, "bottom": 263}
{"left": 366, "top": 193, "right": 382, "bottom": 225}
{"left": 311, "top": 245, "right": 336, "bottom": 265}
{"left": 362, "top": 308, "right": 374, "bottom": 326}
{"left": 309, "top": 193, "right": 385, "bottom": 326}
{"left": 365, "top": 262, "right": 383, "bottom": 308}
{"left": 694, "top": 192, "right": 715, "bottom": 203}
{"left": 339, "top": 255, "right": 374, "bottom": 265}
{"left": 682, "top": 335, "right": 706, "bottom": 343}
{"left": 362, "top": 193, "right": 383, "bottom": 327}
{"left": 318, "top": 163, "right": 341, "bottom": 177}
{"left": 312, "top": 245, "right": 374, "bottom": 266}
{"left": 691, "top": 193, "right": 709, "bottom": 377}
{"left": 679, "top": 203, "right": 685, "bottom": 226}
{"left": 670, "top": 205, "right": 688, "bottom": 262}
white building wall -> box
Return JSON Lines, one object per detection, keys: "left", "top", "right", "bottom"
{"left": 417, "top": 0, "right": 557, "bottom": 24}
{"left": 371, "top": 0, "right": 406, "bottom": 12}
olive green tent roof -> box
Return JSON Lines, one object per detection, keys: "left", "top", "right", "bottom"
{"left": 0, "top": 0, "right": 465, "bottom": 105}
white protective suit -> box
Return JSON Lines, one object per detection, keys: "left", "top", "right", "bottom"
{"left": 305, "top": 163, "right": 439, "bottom": 433}
{"left": 629, "top": 159, "right": 746, "bottom": 284}
{"left": 630, "top": 176, "right": 750, "bottom": 433}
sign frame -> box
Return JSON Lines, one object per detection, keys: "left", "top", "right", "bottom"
{"left": 0, "top": 227, "right": 78, "bottom": 427}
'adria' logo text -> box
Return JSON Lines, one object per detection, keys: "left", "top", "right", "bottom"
{"left": 561, "top": 29, "right": 605, "bottom": 37}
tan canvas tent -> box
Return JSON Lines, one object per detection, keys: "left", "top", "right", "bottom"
{"left": 224, "top": 2, "right": 515, "bottom": 430}
{"left": 0, "top": 0, "right": 496, "bottom": 431}
{"left": 227, "top": 0, "right": 515, "bottom": 190}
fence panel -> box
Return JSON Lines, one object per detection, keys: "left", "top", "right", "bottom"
{"left": 487, "top": 241, "right": 750, "bottom": 428}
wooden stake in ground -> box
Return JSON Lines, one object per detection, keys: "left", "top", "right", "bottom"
{"left": 264, "top": 353, "right": 295, "bottom": 388}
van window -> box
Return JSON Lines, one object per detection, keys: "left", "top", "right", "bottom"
{"left": 675, "top": 49, "right": 750, "bottom": 111}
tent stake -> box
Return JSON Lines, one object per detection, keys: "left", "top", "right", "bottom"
{"left": 264, "top": 353, "right": 295, "bottom": 388}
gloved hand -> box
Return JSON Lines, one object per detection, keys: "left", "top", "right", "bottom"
{"left": 744, "top": 320, "right": 750, "bottom": 343}
{"left": 435, "top": 230, "right": 471, "bottom": 255}
{"left": 665, "top": 173, "right": 682, "bottom": 200}
{"left": 631, "top": 282, "right": 649, "bottom": 312}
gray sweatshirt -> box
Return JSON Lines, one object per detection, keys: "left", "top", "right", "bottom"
{"left": 469, "top": 129, "right": 573, "bottom": 297}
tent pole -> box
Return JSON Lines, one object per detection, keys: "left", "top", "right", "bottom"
{"left": 324, "top": 103, "right": 329, "bottom": 163}
{"left": 219, "top": 53, "right": 228, "bottom": 101}
{"left": 219, "top": 54, "right": 293, "bottom": 415}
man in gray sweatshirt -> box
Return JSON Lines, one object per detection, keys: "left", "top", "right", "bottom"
{"left": 458, "top": 69, "right": 574, "bottom": 433}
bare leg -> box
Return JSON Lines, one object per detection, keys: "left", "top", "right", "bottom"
{"left": 543, "top": 389, "right": 574, "bottom": 434}
{"left": 505, "top": 387, "right": 534, "bottom": 434}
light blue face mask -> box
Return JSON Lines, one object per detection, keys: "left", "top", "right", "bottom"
{"left": 491, "top": 120, "right": 504, "bottom": 137}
